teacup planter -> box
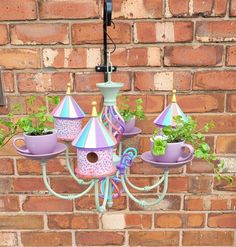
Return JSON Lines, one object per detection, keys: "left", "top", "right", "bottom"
{"left": 13, "top": 130, "right": 57, "bottom": 155}
{"left": 150, "top": 136, "right": 194, "bottom": 163}
{"left": 123, "top": 117, "right": 136, "bottom": 133}
{"left": 72, "top": 102, "right": 117, "bottom": 179}
{"left": 51, "top": 83, "right": 85, "bottom": 141}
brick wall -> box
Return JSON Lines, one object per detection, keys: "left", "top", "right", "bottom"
{"left": 0, "top": 0, "right": 235, "bottom": 246}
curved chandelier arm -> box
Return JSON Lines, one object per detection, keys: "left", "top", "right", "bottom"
{"left": 95, "top": 177, "right": 110, "bottom": 213}
{"left": 120, "top": 170, "right": 169, "bottom": 207}
{"left": 42, "top": 161, "right": 95, "bottom": 200}
{"left": 124, "top": 171, "right": 165, "bottom": 192}
{"left": 65, "top": 143, "right": 93, "bottom": 185}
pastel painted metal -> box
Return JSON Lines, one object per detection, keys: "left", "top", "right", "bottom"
{"left": 52, "top": 83, "right": 85, "bottom": 141}
{"left": 72, "top": 102, "right": 117, "bottom": 178}
{"left": 154, "top": 89, "right": 188, "bottom": 127}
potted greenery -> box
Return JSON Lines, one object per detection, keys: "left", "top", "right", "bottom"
{"left": 151, "top": 116, "right": 233, "bottom": 183}
{"left": 0, "top": 96, "right": 60, "bottom": 155}
{"left": 119, "top": 96, "right": 145, "bottom": 133}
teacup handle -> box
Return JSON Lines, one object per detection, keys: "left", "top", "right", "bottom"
{"left": 13, "top": 136, "right": 30, "bottom": 154}
{"left": 177, "top": 143, "right": 194, "bottom": 162}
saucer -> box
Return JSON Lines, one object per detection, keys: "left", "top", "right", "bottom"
{"left": 16, "top": 143, "right": 67, "bottom": 161}
{"left": 141, "top": 151, "right": 193, "bottom": 168}
{"left": 123, "top": 127, "right": 142, "bottom": 137}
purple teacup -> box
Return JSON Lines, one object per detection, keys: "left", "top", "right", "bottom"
{"left": 124, "top": 117, "right": 136, "bottom": 133}
{"left": 13, "top": 130, "right": 57, "bottom": 155}
{"left": 150, "top": 137, "right": 194, "bottom": 163}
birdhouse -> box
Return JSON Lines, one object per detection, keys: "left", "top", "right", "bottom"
{"left": 51, "top": 83, "right": 85, "bottom": 141}
{"left": 154, "top": 90, "right": 187, "bottom": 128}
{"left": 72, "top": 102, "right": 117, "bottom": 179}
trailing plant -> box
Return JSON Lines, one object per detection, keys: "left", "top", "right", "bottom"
{"left": 119, "top": 96, "right": 145, "bottom": 122}
{"left": 0, "top": 95, "right": 60, "bottom": 147}
{"left": 151, "top": 116, "right": 233, "bottom": 184}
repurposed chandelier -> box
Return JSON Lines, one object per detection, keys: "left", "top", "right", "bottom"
{"left": 13, "top": 0, "right": 192, "bottom": 213}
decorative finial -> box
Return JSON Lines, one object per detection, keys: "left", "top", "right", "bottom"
{"left": 66, "top": 83, "right": 71, "bottom": 95}
{"left": 172, "top": 89, "right": 177, "bottom": 103}
{"left": 92, "top": 101, "right": 97, "bottom": 117}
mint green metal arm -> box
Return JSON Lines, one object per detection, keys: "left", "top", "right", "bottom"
{"left": 65, "top": 143, "right": 93, "bottom": 185}
{"left": 94, "top": 177, "right": 110, "bottom": 213}
{"left": 124, "top": 172, "right": 165, "bottom": 191}
{"left": 121, "top": 170, "right": 169, "bottom": 207}
{"left": 42, "top": 161, "right": 95, "bottom": 200}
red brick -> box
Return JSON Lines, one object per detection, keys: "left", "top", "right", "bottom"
{"left": 21, "top": 232, "right": 72, "bottom": 246}
{"left": 17, "top": 72, "right": 72, "bottom": 92}
{"left": 1, "top": 72, "right": 14, "bottom": 93}
{"left": 11, "top": 23, "right": 69, "bottom": 45}
{"left": 125, "top": 214, "right": 152, "bottom": 229}
{"left": 168, "top": 93, "right": 224, "bottom": 113}
{"left": 134, "top": 71, "right": 191, "bottom": 91}
{"left": 118, "top": 94, "right": 164, "bottom": 114}
{"left": 50, "top": 177, "right": 89, "bottom": 193}
{"left": 72, "top": 22, "right": 131, "bottom": 44}
{"left": 193, "top": 114, "right": 236, "bottom": 134}
{"left": 184, "top": 196, "right": 204, "bottom": 211}
{"left": 208, "top": 213, "right": 236, "bottom": 228}
{"left": 187, "top": 214, "right": 205, "bottom": 228}
{"left": 135, "top": 21, "right": 193, "bottom": 43}
{"left": 0, "top": 232, "right": 17, "bottom": 246}
{"left": 128, "top": 177, "right": 155, "bottom": 193}
{"left": 226, "top": 46, "right": 236, "bottom": 66}
{"left": 155, "top": 213, "right": 183, "bottom": 228}
{"left": 0, "top": 215, "right": 43, "bottom": 229}
{"left": 196, "top": 21, "right": 236, "bottom": 42}
{"left": 111, "top": 47, "right": 160, "bottom": 67}
{"left": 0, "top": 49, "right": 40, "bottom": 69}
{"left": 22, "top": 196, "right": 73, "bottom": 212}
{"left": 129, "top": 231, "right": 179, "bottom": 246}
{"left": 75, "top": 71, "right": 131, "bottom": 92}
{"left": 113, "top": 0, "right": 162, "bottom": 19}
{"left": 130, "top": 195, "right": 181, "bottom": 211}
{"left": 214, "top": 176, "right": 236, "bottom": 192}
{"left": 39, "top": 0, "right": 99, "bottom": 19}
{"left": 167, "top": 177, "right": 188, "bottom": 192}
{"left": 0, "top": 158, "right": 14, "bottom": 175}
{"left": 17, "top": 158, "right": 70, "bottom": 175}
{"left": 76, "top": 195, "right": 127, "bottom": 211}
{"left": 0, "top": 196, "right": 19, "bottom": 212}
{"left": 168, "top": 0, "right": 189, "bottom": 17}
{"left": 0, "top": 178, "right": 12, "bottom": 193}
{"left": 164, "top": 46, "right": 223, "bottom": 67}
{"left": 193, "top": 70, "right": 236, "bottom": 90}
{"left": 187, "top": 159, "right": 214, "bottom": 174}
{"left": 0, "top": 25, "right": 8, "bottom": 44}
{"left": 227, "top": 94, "right": 236, "bottom": 112}
{"left": 193, "top": 0, "right": 227, "bottom": 16}
{"left": 43, "top": 48, "right": 100, "bottom": 69}
{"left": 13, "top": 178, "right": 46, "bottom": 192}
{"left": 48, "top": 214, "right": 99, "bottom": 229}
{"left": 183, "top": 231, "right": 234, "bottom": 246}
{"left": 188, "top": 176, "right": 213, "bottom": 193}
{"left": 76, "top": 231, "right": 124, "bottom": 246}
{"left": 0, "top": 0, "right": 36, "bottom": 21}
{"left": 216, "top": 136, "right": 236, "bottom": 154}
{"left": 230, "top": 0, "right": 236, "bottom": 16}
{"left": 211, "top": 198, "right": 228, "bottom": 210}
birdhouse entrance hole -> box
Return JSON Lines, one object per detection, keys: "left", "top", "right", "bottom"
{"left": 87, "top": 152, "right": 99, "bottom": 163}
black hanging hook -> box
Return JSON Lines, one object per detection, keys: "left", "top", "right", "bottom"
{"left": 95, "top": 0, "right": 117, "bottom": 81}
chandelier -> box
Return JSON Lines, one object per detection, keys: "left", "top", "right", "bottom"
{"left": 13, "top": 0, "right": 191, "bottom": 213}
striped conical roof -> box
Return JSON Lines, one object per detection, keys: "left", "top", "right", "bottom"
{"left": 52, "top": 95, "right": 85, "bottom": 119}
{"left": 72, "top": 102, "right": 117, "bottom": 149}
{"left": 154, "top": 90, "right": 187, "bottom": 127}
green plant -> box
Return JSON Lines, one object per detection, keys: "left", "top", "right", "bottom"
{"left": 151, "top": 116, "right": 233, "bottom": 184}
{"left": 119, "top": 96, "right": 145, "bottom": 122}
{"left": 0, "top": 95, "right": 60, "bottom": 147}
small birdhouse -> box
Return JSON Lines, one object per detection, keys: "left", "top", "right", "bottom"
{"left": 154, "top": 90, "right": 187, "bottom": 128}
{"left": 72, "top": 102, "right": 117, "bottom": 179}
{"left": 51, "top": 83, "right": 85, "bottom": 141}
